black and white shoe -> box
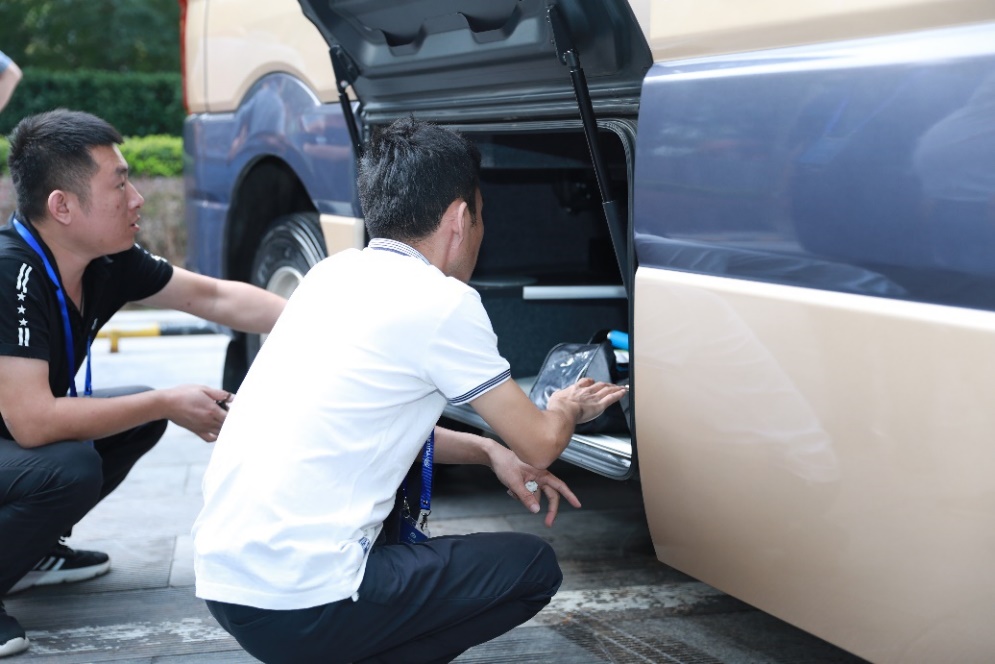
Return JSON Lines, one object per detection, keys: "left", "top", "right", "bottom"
{"left": 0, "top": 602, "right": 28, "bottom": 658}
{"left": 6, "top": 539, "right": 110, "bottom": 595}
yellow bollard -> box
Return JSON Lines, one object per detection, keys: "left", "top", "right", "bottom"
{"left": 96, "top": 325, "right": 163, "bottom": 353}
{"left": 95, "top": 322, "right": 217, "bottom": 352}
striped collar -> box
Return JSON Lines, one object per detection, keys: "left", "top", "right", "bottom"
{"left": 368, "top": 238, "right": 431, "bottom": 265}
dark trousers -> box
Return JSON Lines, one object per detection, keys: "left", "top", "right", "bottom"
{"left": 0, "top": 386, "right": 167, "bottom": 596}
{"left": 207, "top": 531, "right": 562, "bottom": 664}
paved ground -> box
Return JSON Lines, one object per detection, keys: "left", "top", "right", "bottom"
{"left": 3, "top": 310, "right": 866, "bottom": 663}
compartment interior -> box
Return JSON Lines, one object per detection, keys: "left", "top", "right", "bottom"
{"left": 466, "top": 128, "right": 630, "bottom": 377}
{"left": 439, "top": 126, "right": 635, "bottom": 478}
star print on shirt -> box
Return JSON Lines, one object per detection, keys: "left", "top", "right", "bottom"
{"left": 15, "top": 263, "right": 33, "bottom": 346}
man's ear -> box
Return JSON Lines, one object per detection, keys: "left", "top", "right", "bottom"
{"left": 46, "top": 190, "right": 74, "bottom": 227}
{"left": 450, "top": 199, "right": 470, "bottom": 243}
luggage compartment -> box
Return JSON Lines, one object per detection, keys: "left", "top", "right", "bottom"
{"left": 439, "top": 122, "right": 635, "bottom": 479}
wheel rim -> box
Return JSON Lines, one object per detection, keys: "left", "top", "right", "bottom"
{"left": 258, "top": 266, "right": 305, "bottom": 345}
{"left": 267, "top": 265, "right": 305, "bottom": 299}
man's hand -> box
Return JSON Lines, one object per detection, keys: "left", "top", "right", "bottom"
{"left": 489, "top": 445, "right": 581, "bottom": 527}
{"left": 162, "top": 384, "right": 232, "bottom": 442}
{"left": 547, "top": 377, "right": 628, "bottom": 425}
{"left": 472, "top": 377, "right": 629, "bottom": 469}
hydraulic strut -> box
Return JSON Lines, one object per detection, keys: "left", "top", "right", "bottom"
{"left": 330, "top": 45, "right": 363, "bottom": 160}
{"left": 547, "top": 4, "right": 630, "bottom": 295}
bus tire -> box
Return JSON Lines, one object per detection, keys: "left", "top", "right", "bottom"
{"left": 246, "top": 211, "right": 327, "bottom": 362}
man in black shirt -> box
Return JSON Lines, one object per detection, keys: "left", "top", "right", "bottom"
{"left": 0, "top": 109, "right": 287, "bottom": 658}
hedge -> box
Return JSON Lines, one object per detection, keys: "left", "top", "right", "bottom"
{"left": 0, "top": 68, "right": 184, "bottom": 137}
{"left": 0, "top": 134, "right": 183, "bottom": 179}
{"left": 119, "top": 135, "right": 184, "bottom": 178}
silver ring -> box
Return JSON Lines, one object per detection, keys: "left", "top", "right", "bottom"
{"left": 525, "top": 480, "right": 539, "bottom": 493}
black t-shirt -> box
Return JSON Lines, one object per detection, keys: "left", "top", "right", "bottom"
{"left": 0, "top": 216, "right": 174, "bottom": 439}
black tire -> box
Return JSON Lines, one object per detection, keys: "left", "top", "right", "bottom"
{"left": 246, "top": 212, "right": 326, "bottom": 362}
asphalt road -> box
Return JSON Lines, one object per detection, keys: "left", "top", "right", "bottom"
{"left": 4, "top": 310, "right": 866, "bottom": 663}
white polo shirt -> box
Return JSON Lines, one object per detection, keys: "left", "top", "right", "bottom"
{"left": 192, "top": 239, "right": 510, "bottom": 610}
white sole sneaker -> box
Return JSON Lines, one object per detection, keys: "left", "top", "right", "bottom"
{"left": 0, "top": 635, "right": 28, "bottom": 658}
{"left": 6, "top": 559, "right": 110, "bottom": 595}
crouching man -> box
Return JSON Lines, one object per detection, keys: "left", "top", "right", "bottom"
{"left": 0, "top": 109, "right": 286, "bottom": 658}
{"left": 192, "top": 118, "right": 626, "bottom": 664}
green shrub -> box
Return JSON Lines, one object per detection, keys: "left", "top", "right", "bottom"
{"left": 0, "top": 68, "right": 183, "bottom": 137}
{"left": 120, "top": 135, "right": 183, "bottom": 178}
{"left": 0, "top": 137, "right": 8, "bottom": 176}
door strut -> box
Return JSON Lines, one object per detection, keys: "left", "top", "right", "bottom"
{"left": 330, "top": 45, "right": 363, "bottom": 160}
{"left": 547, "top": 4, "right": 630, "bottom": 295}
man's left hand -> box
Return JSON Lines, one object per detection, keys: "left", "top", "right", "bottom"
{"left": 490, "top": 446, "right": 581, "bottom": 527}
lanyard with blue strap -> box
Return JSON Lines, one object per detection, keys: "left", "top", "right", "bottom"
{"left": 13, "top": 219, "right": 94, "bottom": 426}
{"left": 399, "top": 430, "right": 434, "bottom": 543}
{"left": 369, "top": 241, "right": 435, "bottom": 542}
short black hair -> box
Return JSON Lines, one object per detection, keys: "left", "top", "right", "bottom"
{"left": 7, "top": 109, "right": 123, "bottom": 222}
{"left": 358, "top": 118, "right": 481, "bottom": 242}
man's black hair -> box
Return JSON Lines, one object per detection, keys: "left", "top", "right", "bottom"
{"left": 7, "top": 109, "right": 123, "bottom": 223}
{"left": 358, "top": 117, "right": 481, "bottom": 242}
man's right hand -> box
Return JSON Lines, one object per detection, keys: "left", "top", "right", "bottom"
{"left": 0, "top": 355, "right": 235, "bottom": 446}
{"left": 162, "top": 384, "right": 232, "bottom": 442}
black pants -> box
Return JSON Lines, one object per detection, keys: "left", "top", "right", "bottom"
{"left": 207, "top": 531, "right": 562, "bottom": 664}
{"left": 0, "top": 386, "right": 167, "bottom": 596}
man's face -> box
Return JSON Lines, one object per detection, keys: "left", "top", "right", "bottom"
{"left": 72, "top": 145, "right": 144, "bottom": 256}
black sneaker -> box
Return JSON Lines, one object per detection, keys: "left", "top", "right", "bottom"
{"left": 0, "top": 602, "right": 28, "bottom": 658}
{"left": 6, "top": 539, "right": 110, "bottom": 595}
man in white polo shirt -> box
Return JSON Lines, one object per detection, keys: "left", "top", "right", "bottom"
{"left": 192, "top": 118, "right": 627, "bottom": 664}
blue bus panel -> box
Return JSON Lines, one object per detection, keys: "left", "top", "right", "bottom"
{"left": 183, "top": 73, "right": 356, "bottom": 279}
{"left": 634, "top": 24, "right": 995, "bottom": 312}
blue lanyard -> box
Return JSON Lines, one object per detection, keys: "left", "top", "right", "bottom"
{"left": 403, "top": 430, "right": 434, "bottom": 513}
{"left": 419, "top": 430, "right": 434, "bottom": 512}
{"left": 13, "top": 219, "right": 93, "bottom": 398}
